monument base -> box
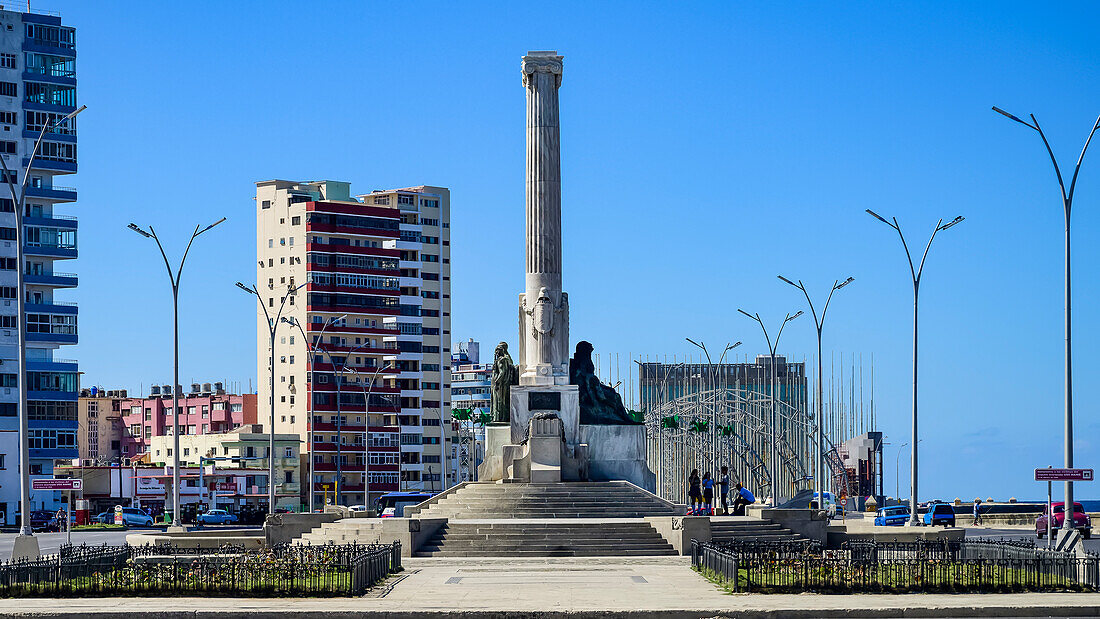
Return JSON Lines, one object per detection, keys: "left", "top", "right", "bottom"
{"left": 11, "top": 534, "right": 40, "bottom": 561}
{"left": 478, "top": 421, "right": 654, "bottom": 491}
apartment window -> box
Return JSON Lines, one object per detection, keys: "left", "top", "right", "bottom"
{"left": 0, "top": 82, "right": 15, "bottom": 97}
{"left": 291, "top": 216, "right": 300, "bottom": 225}
{"left": 284, "top": 447, "right": 294, "bottom": 458}
{"left": 24, "top": 82, "right": 75, "bottom": 106}
{"left": 0, "top": 53, "right": 14, "bottom": 69}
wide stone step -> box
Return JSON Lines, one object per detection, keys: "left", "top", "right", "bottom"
{"left": 413, "top": 548, "right": 677, "bottom": 557}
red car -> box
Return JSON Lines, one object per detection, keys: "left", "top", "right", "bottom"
{"left": 1036, "top": 502, "right": 1091, "bottom": 539}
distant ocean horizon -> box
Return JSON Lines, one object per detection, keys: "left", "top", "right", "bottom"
{"left": 1019, "top": 500, "right": 1100, "bottom": 511}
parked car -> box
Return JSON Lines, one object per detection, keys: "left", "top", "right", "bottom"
{"left": 29, "top": 510, "right": 58, "bottom": 532}
{"left": 196, "top": 509, "right": 238, "bottom": 525}
{"left": 923, "top": 502, "right": 956, "bottom": 527}
{"left": 874, "top": 505, "right": 910, "bottom": 526}
{"left": 117, "top": 507, "right": 154, "bottom": 527}
{"left": 349, "top": 505, "right": 368, "bottom": 512}
{"left": 1036, "top": 502, "right": 1091, "bottom": 539}
{"left": 93, "top": 511, "right": 114, "bottom": 524}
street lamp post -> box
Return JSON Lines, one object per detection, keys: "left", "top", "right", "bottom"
{"left": 310, "top": 339, "right": 379, "bottom": 506}
{"left": 128, "top": 216, "right": 224, "bottom": 531}
{"left": 894, "top": 442, "right": 909, "bottom": 502}
{"left": 684, "top": 339, "right": 740, "bottom": 479}
{"left": 281, "top": 315, "right": 345, "bottom": 513}
{"left": 866, "top": 210, "right": 963, "bottom": 526}
{"left": 778, "top": 275, "right": 854, "bottom": 511}
{"left": 993, "top": 107, "right": 1100, "bottom": 536}
{"left": 236, "top": 281, "right": 304, "bottom": 515}
{"left": 736, "top": 309, "right": 802, "bottom": 503}
{"left": 2, "top": 105, "right": 86, "bottom": 556}
{"left": 342, "top": 361, "right": 393, "bottom": 509}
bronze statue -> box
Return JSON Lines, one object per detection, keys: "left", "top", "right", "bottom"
{"left": 490, "top": 341, "right": 519, "bottom": 424}
{"left": 569, "top": 340, "right": 639, "bottom": 425}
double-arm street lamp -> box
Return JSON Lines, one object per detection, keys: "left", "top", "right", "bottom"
{"left": 777, "top": 275, "right": 854, "bottom": 511}
{"left": 280, "top": 314, "right": 345, "bottom": 513}
{"left": 684, "top": 339, "right": 741, "bottom": 481}
{"left": 736, "top": 309, "right": 802, "bottom": 502}
{"left": 236, "top": 281, "right": 305, "bottom": 515}
{"left": 866, "top": 210, "right": 963, "bottom": 526}
{"left": 993, "top": 107, "right": 1100, "bottom": 537}
{"left": 342, "top": 362, "right": 394, "bottom": 505}
{"left": 1, "top": 105, "right": 86, "bottom": 554}
{"left": 310, "top": 338, "right": 382, "bottom": 506}
{"left": 129, "top": 217, "right": 225, "bottom": 530}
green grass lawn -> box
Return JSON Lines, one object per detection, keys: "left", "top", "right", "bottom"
{"left": 696, "top": 561, "right": 1089, "bottom": 594}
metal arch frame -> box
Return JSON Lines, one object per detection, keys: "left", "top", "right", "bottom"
{"left": 647, "top": 416, "right": 772, "bottom": 493}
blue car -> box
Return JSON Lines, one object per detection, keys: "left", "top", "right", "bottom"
{"left": 923, "top": 502, "right": 956, "bottom": 527}
{"left": 196, "top": 509, "right": 238, "bottom": 525}
{"left": 874, "top": 505, "right": 910, "bottom": 526}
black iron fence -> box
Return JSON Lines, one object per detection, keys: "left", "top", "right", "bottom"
{"left": 692, "top": 537, "right": 1100, "bottom": 593}
{"left": 0, "top": 542, "right": 401, "bottom": 597}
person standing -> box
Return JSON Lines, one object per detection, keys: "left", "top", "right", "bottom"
{"left": 702, "top": 472, "right": 715, "bottom": 516}
{"left": 718, "top": 466, "right": 731, "bottom": 515}
{"left": 973, "top": 499, "right": 983, "bottom": 526}
{"left": 688, "top": 469, "right": 702, "bottom": 515}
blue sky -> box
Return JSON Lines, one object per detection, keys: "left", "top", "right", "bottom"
{"left": 59, "top": 1, "right": 1100, "bottom": 501}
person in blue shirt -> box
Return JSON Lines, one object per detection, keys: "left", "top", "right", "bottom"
{"left": 718, "top": 466, "right": 731, "bottom": 515}
{"left": 733, "top": 482, "right": 755, "bottom": 516}
{"left": 702, "top": 472, "right": 715, "bottom": 515}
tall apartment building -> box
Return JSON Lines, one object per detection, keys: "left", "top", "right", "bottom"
{"left": 254, "top": 180, "right": 452, "bottom": 509}
{"left": 0, "top": 8, "right": 80, "bottom": 517}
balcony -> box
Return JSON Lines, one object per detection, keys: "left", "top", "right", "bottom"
{"left": 23, "top": 157, "right": 76, "bottom": 174}
{"left": 25, "top": 214, "right": 77, "bottom": 229}
{"left": 25, "top": 271, "right": 77, "bottom": 287}
{"left": 25, "top": 186, "right": 77, "bottom": 203}
{"left": 24, "top": 243, "right": 76, "bottom": 259}
{"left": 26, "top": 330, "right": 76, "bottom": 344}
{"left": 24, "top": 301, "right": 77, "bottom": 315}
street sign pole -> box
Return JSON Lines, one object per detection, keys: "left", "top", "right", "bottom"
{"left": 1047, "top": 466, "right": 1053, "bottom": 550}
{"left": 66, "top": 489, "right": 71, "bottom": 546}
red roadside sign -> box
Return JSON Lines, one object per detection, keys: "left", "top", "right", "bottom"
{"left": 31, "top": 478, "right": 82, "bottom": 491}
{"left": 1035, "top": 468, "right": 1093, "bottom": 482}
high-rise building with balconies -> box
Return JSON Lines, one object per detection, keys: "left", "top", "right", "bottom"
{"left": 254, "top": 180, "right": 451, "bottom": 510}
{"left": 0, "top": 7, "right": 79, "bottom": 520}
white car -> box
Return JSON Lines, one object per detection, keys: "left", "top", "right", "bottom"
{"left": 348, "top": 505, "right": 368, "bottom": 512}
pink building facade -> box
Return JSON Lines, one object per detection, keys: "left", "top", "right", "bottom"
{"left": 119, "top": 389, "right": 258, "bottom": 458}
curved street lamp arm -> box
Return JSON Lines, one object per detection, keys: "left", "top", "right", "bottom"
{"left": 891, "top": 217, "right": 919, "bottom": 284}
{"left": 147, "top": 227, "right": 178, "bottom": 291}
{"left": 1030, "top": 115, "right": 1070, "bottom": 205}
{"left": 915, "top": 219, "right": 943, "bottom": 283}
{"left": 0, "top": 153, "right": 21, "bottom": 206}
{"left": 1066, "top": 114, "right": 1100, "bottom": 207}
{"left": 174, "top": 224, "right": 203, "bottom": 287}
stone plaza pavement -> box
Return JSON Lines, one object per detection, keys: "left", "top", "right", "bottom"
{"left": 3, "top": 556, "right": 1100, "bottom": 618}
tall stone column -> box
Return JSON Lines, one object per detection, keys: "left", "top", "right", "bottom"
{"left": 519, "top": 51, "right": 569, "bottom": 386}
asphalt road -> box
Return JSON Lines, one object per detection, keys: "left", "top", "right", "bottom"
{"left": 966, "top": 525, "right": 1100, "bottom": 553}
{"left": 0, "top": 529, "right": 134, "bottom": 557}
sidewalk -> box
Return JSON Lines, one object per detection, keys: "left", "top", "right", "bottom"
{"left": 1, "top": 556, "right": 1099, "bottom": 618}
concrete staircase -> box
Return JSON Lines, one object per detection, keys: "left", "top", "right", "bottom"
{"left": 709, "top": 517, "right": 804, "bottom": 544}
{"left": 413, "top": 520, "right": 678, "bottom": 557}
{"left": 405, "top": 481, "right": 679, "bottom": 519}
{"left": 295, "top": 519, "right": 383, "bottom": 546}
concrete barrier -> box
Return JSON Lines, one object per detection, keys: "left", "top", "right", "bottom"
{"left": 644, "top": 515, "right": 710, "bottom": 555}
{"left": 747, "top": 507, "right": 829, "bottom": 545}
{"left": 127, "top": 528, "right": 266, "bottom": 550}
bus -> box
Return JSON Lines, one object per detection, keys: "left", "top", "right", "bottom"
{"left": 375, "top": 491, "right": 434, "bottom": 517}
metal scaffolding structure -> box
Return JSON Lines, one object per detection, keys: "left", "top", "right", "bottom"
{"left": 593, "top": 352, "right": 874, "bottom": 506}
